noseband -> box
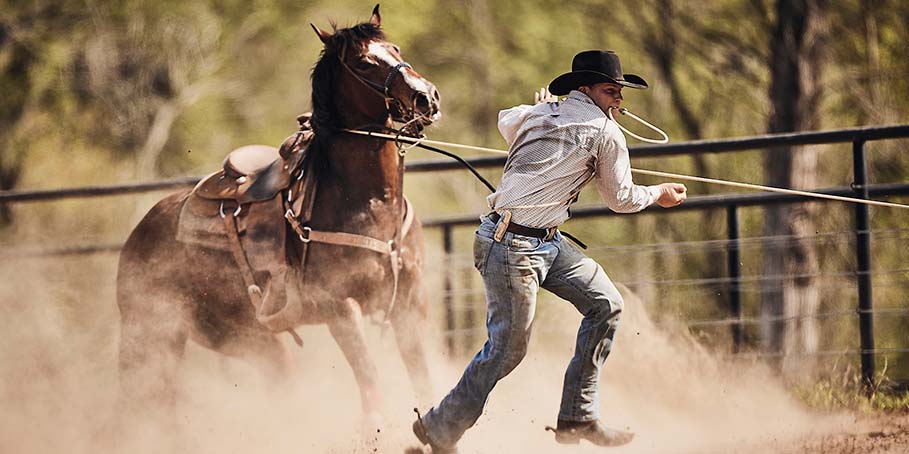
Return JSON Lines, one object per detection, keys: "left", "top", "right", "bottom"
{"left": 383, "top": 62, "right": 412, "bottom": 96}
{"left": 338, "top": 46, "right": 412, "bottom": 116}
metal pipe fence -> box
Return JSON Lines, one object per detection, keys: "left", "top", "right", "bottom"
{"left": 422, "top": 125, "right": 909, "bottom": 390}
{"left": 2, "top": 125, "right": 909, "bottom": 388}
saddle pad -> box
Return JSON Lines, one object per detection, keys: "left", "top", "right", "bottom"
{"left": 176, "top": 192, "right": 302, "bottom": 332}
{"left": 176, "top": 193, "right": 284, "bottom": 267}
{"left": 176, "top": 190, "right": 233, "bottom": 252}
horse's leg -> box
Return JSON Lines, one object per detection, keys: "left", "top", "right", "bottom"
{"left": 390, "top": 282, "right": 434, "bottom": 406}
{"left": 115, "top": 293, "right": 188, "bottom": 451}
{"left": 224, "top": 331, "right": 297, "bottom": 383}
{"left": 327, "top": 297, "right": 383, "bottom": 431}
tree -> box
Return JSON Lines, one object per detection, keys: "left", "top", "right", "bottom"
{"left": 761, "top": 0, "right": 827, "bottom": 376}
{"left": 0, "top": 0, "right": 88, "bottom": 226}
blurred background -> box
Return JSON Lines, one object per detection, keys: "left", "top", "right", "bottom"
{"left": 1, "top": 0, "right": 908, "bottom": 416}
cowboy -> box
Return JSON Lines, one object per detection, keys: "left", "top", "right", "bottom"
{"left": 412, "top": 50, "right": 687, "bottom": 452}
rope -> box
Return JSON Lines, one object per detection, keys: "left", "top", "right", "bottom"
{"left": 343, "top": 129, "right": 509, "bottom": 155}
{"left": 343, "top": 129, "right": 909, "bottom": 210}
{"left": 607, "top": 107, "right": 670, "bottom": 144}
{"left": 633, "top": 168, "right": 909, "bottom": 210}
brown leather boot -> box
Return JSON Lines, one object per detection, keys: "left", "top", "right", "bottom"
{"left": 411, "top": 410, "right": 458, "bottom": 453}
{"left": 547, "top": 419, "right": 634, "bottom": 447}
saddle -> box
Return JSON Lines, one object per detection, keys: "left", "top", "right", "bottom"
{"left": 176, "top": 113, "right": 417, "bottom": 341}
{"left": 196, "top": 113, "right": 314, "bottom": 204}
{"left": 177, "top": 114, "right": 316, "bottom": 340}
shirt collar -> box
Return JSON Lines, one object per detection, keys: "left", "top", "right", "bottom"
{"left": 566, "top": 90, "right": 594, "bottom": 104}
{"left": 563, "top": 90, "right": 605, "bottom": 117}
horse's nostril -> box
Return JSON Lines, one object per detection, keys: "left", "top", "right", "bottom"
{"left": 414, "top": 92, "right": 431, "bottom": 111}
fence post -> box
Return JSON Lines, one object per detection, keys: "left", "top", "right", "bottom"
{"left": 726, "top": 205, "right": 744, "bottom": 353}
{"left": 853, "top": 138, "right": 875, "bottom": 391}
{"left": 442, "top": 225, "right": 456, "bottom": 356}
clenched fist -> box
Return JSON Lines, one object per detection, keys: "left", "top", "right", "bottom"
{"left": 655, "top": 183, "right": 687, "bottom": 208}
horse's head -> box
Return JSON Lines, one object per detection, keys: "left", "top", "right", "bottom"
{"left": 310, "top": 5, "right": 441, "bottom": 135}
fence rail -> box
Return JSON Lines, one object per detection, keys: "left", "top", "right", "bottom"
{"left": 3, "top": 124, "right": 909, "bottom": 389}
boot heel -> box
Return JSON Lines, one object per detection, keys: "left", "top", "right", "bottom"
{"left": 554, "top": 432, "right": 580, "bottom": 444}
{"left": 546, "top": 426, "right": 580, "bottom": 445}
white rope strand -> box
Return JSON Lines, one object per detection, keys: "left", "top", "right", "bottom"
{"left": 343, "top": 129, "right": 509, "bottom": 155}
{"left": 343, "top": 129, "right": 909, "bottom": 210}
{"left": 607, "top": 107, "right": 670, "bottom": 144}
{"left": 633, "top": 168, "right": 909, "bottom": 210}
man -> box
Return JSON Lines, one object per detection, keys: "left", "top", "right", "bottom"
{"left": 412, "top": 50, "right": 687, "bottom": 453}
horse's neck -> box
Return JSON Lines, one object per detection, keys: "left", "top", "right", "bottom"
{"left": 322, "top": 135, "right": 401, "bottom": 207}
{"left": 317, "top": 94, "right": 401, "bottom": 217}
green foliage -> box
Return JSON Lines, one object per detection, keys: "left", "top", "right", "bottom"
{"left": 795, "top": 359, "right": 909, "bottom": 414}
{"left": 1, "top": 0, "right": 908, "bottom": 383}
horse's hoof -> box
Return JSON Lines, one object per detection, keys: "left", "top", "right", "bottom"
{"left": 404, "top": 447, "right": 428, "bottom": 454}
{"left": 360, "top": 411, "right": 385, "bottom": 443}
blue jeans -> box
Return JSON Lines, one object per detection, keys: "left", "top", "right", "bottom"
{"left": 421, "top": 214, "right": 625, "bottom": 448}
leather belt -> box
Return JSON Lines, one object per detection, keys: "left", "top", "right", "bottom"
{"left": 489, "top": 212, "right": 557, "bottom": 240}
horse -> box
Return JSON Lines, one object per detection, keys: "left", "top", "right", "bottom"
{"left": 114, "top": 5, "right": 441, "bottom": 437}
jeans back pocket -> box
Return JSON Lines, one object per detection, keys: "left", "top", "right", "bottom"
{"left": 473, "top": 233, "right": 494, "bottom": 274}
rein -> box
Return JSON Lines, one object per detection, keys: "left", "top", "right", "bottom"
{"left": 341, "top": 129, "right": 909, "bottom": 211}
{"left": 287, "top": 49, "right": 425, "bottom": 328}
{"left": 342, "top": 127, "right": 590, "bottom": 248}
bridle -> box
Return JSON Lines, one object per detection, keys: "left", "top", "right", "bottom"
{"left": 338, "top": 48, "right": 410, "bottom": 105}
{"left": 288, "top": 43, "right": 432, "bottom": 330}
{"left": 336, "top": 44, "right": 432, "bottom": 137}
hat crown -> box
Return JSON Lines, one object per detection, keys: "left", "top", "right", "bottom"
{"left": 548, "top": 49, "right": 646, "bottom": 95}
{"left": 571, "top": 50, "right": 624, "bottom": 81}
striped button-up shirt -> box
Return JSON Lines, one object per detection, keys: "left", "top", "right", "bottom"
{"left": 487, "top": 90, "right": 660, "bottom": 228}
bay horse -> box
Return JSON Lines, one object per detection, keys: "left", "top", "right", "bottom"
{"left": 115, "top": 5, "right": 440, "bottom": 435}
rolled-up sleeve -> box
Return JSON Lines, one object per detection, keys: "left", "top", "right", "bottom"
{"left": 595, "top": 127, "right": 659, "bottom": 213}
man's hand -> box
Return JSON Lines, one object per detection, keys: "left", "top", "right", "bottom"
{"left": 655, "top": 183, "right": 687, "bottom": 208}
{"left": 534, "top": 87, "right": 558, "bottom": 105}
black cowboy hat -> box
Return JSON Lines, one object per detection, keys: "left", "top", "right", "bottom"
{"left": 548, "top": 50, "right": 648, "bottom": 96}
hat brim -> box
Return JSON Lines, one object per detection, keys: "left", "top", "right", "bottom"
{"left": 548, "top": 70, "right": 648, "bottom": 96}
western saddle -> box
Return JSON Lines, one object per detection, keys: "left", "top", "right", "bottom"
{"left": 195, "top": 113, "right": 314, "bottom": 205}
{"left": 176, "top": 113, "right": 415, "bottom": 345}
{"left": 176, "top": 114, "right": 315, "bottom": 345}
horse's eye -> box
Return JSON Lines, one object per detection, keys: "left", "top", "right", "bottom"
{"left": 392, "top": 45, "right": 401, "bottom": 54}
{"left": 355, "top": 60, "right": 373, "bottom": 71}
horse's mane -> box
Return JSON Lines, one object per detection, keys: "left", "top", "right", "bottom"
{"left": 310, "top": 21, "right": 386, "bottom": 155}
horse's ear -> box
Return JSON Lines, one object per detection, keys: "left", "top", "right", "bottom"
{"left": 310, "top": 23, "right": 332, "bottom": 44}
{"left": 369, "top": 4, "right": 381, "bottom": 27}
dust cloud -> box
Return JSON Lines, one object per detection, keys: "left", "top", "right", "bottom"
{"left": 1, "top": 255, "right": 851, "bottom": 454}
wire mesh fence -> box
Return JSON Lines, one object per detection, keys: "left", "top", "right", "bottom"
{"left": 2, "top": 125, "right": 908, "bottom": 387}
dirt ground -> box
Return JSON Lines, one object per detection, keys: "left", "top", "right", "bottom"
{"left": 2, "top": 259, "right": 908, "bottom": 453}
{"left": 798, "top": 414, "right": 909, "bottom": 454}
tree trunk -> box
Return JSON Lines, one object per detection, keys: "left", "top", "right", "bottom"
{"left": 644, "top": 0, "right": 733, "bottom": 329}
{"left": 0, "top": 25, "right": 33, "bottom": 227}
{"left": 761, "top": 0, "right": 826, "bottom": 378}
{"left": 466, "top": 0, "right": 496, "bottom": 146}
